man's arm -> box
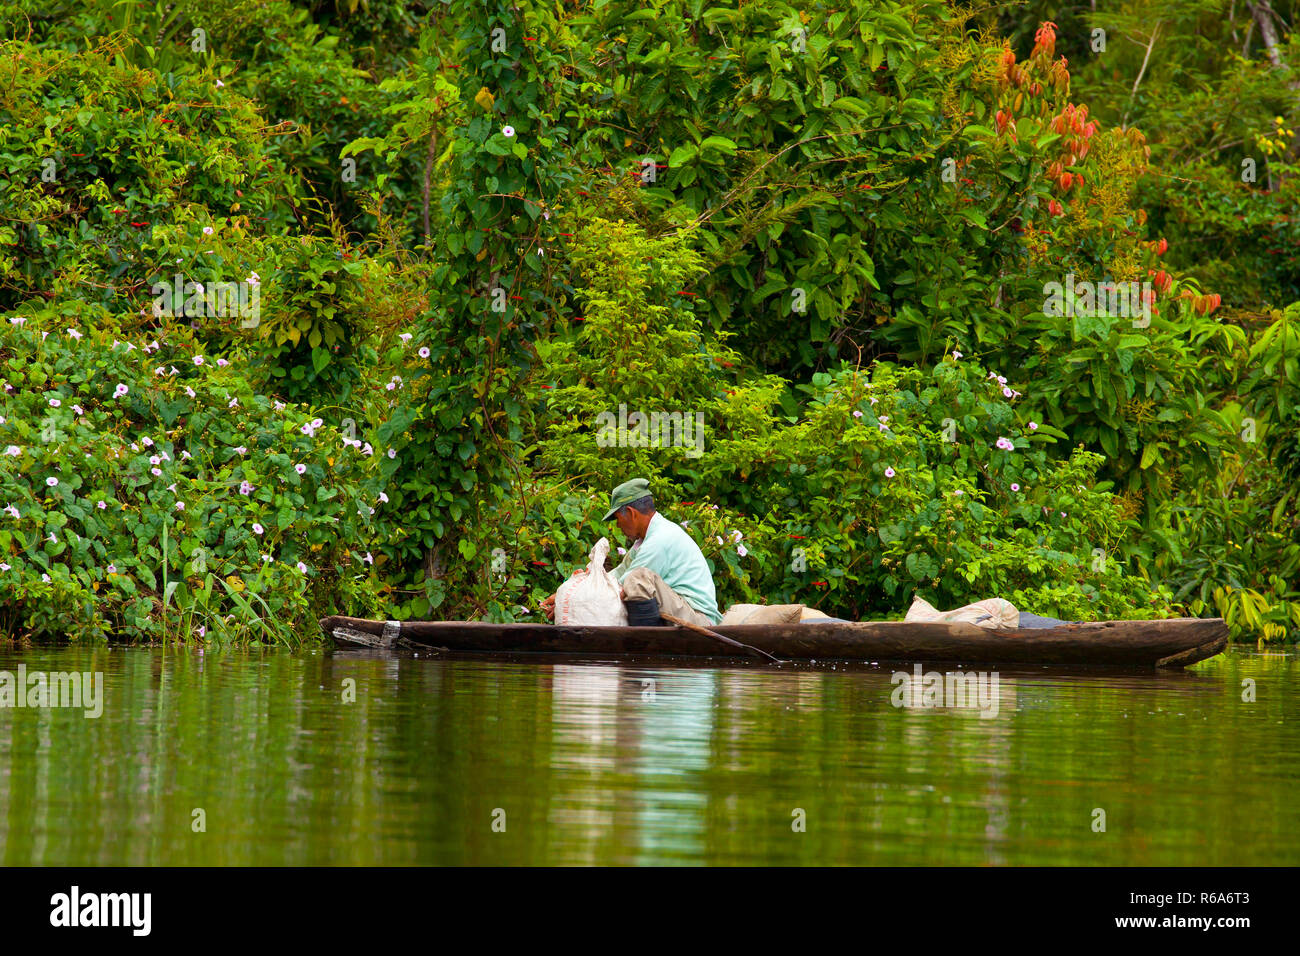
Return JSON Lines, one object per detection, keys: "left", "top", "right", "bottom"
{"left": 612, "top": 540, "right": 653, "bottom": 584}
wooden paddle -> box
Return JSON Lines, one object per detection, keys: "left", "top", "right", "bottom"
{"left": 661, "top": 612, "right": 785, "bottom": 664}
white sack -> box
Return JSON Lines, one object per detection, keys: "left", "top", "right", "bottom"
{"left": 554, "top": 537, "right": 629, "bottom": 626}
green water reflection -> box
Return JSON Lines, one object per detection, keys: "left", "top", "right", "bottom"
{"left": 0, "top": 645, "right": 1294, "bottom": 865}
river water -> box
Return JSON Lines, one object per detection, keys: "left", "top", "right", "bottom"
{"left": 0, "top": 644, "right": 1294, "bottom": 865}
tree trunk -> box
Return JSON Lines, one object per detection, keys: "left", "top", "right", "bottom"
{"left": 1246, "top": 2, "right": 1300, "bottom": 169}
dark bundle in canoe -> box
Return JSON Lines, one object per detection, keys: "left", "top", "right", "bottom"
{"left": 318, "top": 615, "right": 1229, "bottom": 670}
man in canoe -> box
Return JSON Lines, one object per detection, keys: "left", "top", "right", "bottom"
{"left": 542, "top": 478, "right": 722, "bottom": 627}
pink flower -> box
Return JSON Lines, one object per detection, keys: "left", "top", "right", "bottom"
{"left": 399, "top": 333, "right": 412, "bottom": 344}
{"left": 296, "top": 561, "right": 309, "bottom": 574}
{"left": 114, "top": 384, "right": 129, "bottom": 399}
{"left": 142, "top": 437, "right": 154, "bottom": 447}
{"left": 194, "top": 356, "right": 204, "bottom": 365}
{"left": 151, "top": 468, "right": 162, "bottom": 477}
{"left": 1028, "top": 421, "right": 1038, "bottom": 431}
{"left": 387, "top": 448, "right": 396, "bottom": 459}
{"left": 106, "top": 564, "right": 117, "bottom": 574}
{"left": 502, "top": 125, "right": 515, "bottom": 137}
{"left": 46, "top": 477, "right": 58, "bottom": 487}
{"left": 149, "top": 455, "right": 161, "bottom": 465}
{"left": 294, "top": 463, "right": 306, "bottom": 475}
{"left": 234, "top": 446, "right": 247, "bottom": 455}
{"left": 72, "top": 404, "right": 83, "bottom": 415}
{"left": 217, "top": 358, "right": 229, "bottom": 367}
{"left": 1011, "top": 483, "right": 1020, "bottom": 492}
{"left": 185, "top": 386, "right": 196, "bottom": 398}
{"left": 228, "top": 398, "right": 238, "bottom": 409}
{"left": 884, "top": 467, "right": 896, "bottom": 478}
{"left": 852, "top": 410, "right": 863, "bottom": 418}
{"left": 203, "top": 226, "right": 214, "bottom": 235}
{"left": 1002, "top": 386, "right": 1013, "bottom": 398}
{"left": 419, "top": 346, "right": 431, "bottom": 359}
{"left": 996, "top": 437, "right": 1014, "bottom": 451}
{"left": 252, "top": 522, "right": 264, "bottom": 535}
{"left": 378, "top": 492, "right": 389, "bottom": 503}
{"left": 239, "top": 481, "right": 253, "bottom": 495}
{"left": 737, "top": 543, "right": 748, "bottom": 557}
{"left": 48, "top": 398, "right": 61, "bottom": 408}
{"left": 67, "top": 328, "right": 82, "bottom": 340}
{"left": 97, "top": 500, "right": 106, "bottom": 509}
{"left": 952, "top": 350, "right": 962, "bottom": 360}
{"left": 175, "top": 502, "right": 185, "bottom": 511}
{"left": 4, "top": 445, "right": 20, "bottom": 456}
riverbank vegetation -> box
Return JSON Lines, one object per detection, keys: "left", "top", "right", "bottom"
{"left": 1, "top": 0, "right": 1296, "bottom": 643}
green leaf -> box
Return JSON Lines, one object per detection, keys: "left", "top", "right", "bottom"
{"left": 667, "top": 144, "right": 698, "bottom": 167}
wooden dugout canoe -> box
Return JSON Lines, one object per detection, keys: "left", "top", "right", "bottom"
{"left": 318, "top": 614, "right": 1229, "bottom": 669}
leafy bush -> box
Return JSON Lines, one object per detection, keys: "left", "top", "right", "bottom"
{"left": 492, "top": 217, "right": 1175, "bottom": 624}
{"left": 0, "top": 303, "right": 392, "bottom": 641}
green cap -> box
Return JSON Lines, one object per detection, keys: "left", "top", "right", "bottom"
{"left": 602, "top": 478, "right": 651, "bottom": 520}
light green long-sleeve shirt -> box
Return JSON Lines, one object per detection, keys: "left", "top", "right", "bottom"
{"left": 612, "top": 512, "right": 721, "bottom": 624}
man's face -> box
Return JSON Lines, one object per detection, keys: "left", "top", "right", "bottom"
{"left": 614, "top": 506, "right": 638, "bottom": 542}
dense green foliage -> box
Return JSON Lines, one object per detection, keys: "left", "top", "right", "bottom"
{"left": 0, "top": 304, "right": 388, "bottom": 642}
{"left": 0, "top": 0, "right": 1295, "bottom": 642}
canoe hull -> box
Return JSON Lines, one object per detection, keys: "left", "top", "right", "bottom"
{"left": 318, "top": 615, "right": 1229, "bottom": 669}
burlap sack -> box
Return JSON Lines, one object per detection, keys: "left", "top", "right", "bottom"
{"left": 719, "top": 603, "right": 806, "bottom": 626}
{"left": 904, "top": 595, "right": 1019, "bottom": 629}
